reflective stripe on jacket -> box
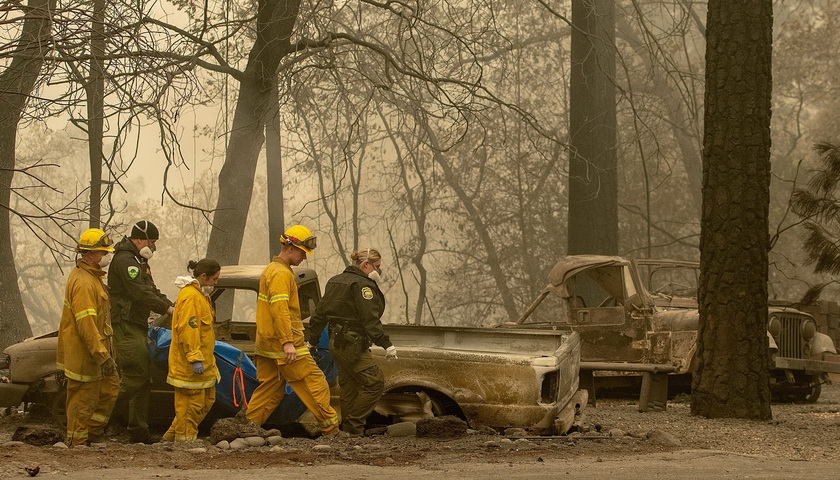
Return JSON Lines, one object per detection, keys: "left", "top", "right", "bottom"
{"left": 56, "top": 261, "right": 114, "bottom": 382}
{"left": 254, "top": 256, "right": 309, "bottom": 363}
{"left": 166, "top": 281, "right": 220, "bottom": 389}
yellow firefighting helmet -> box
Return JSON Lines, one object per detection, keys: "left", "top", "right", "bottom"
{"left": 280, "top": 225, "right": 317, "bottom": 254}
{"left": 76, "top": 228, "right": 115, "bottom": 252}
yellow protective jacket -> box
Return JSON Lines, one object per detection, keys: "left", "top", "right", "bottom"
{"left": 56, "top": 261, "right": 114, "bottom": 382}
{"left": 254, "top": 256, "right": 310, "bottom": 364}
{"left": 166, "top": 279, "right": 220, "bottom": 389}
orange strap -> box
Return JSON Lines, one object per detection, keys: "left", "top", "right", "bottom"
{"left": 232, "top": 367, "right": 249, "bottom": 408}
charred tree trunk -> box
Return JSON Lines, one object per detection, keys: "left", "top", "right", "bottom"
{"left": 0, "top": 0, "right": 54, "bottom": 348}
{"left": 86, "top": 0, "right": 106, "bottom": 227}
{"left": 567, "top": 0, "right": 617, "bottom": 255}
{"left": 266, "top": 79, "right": 284, "bottom": 258}
{"left": 206, "top": 0, "right": 300, "bottom": 266}
{"left": 693, "top": 0, "right": 773, "bottom": 420}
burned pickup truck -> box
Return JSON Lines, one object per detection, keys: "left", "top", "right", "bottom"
{"left": 502, "top": 255, "right": 840, "bottom": 407}
{"left": 215, "top": 265, "right": 587, "bottom": 435}
{"left": 2, "top": 265, "right": 586, "bottom": 436}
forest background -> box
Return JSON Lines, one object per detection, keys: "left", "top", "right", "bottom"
{"left": 3, "top": 0, "right": 838, "bottom": 338}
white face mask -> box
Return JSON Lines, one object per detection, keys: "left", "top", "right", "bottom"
{"left": 98, "top": 253, "right": 112, "bottom": 268}
{"left": 201, "top": 285, "right": 214, "bottom": 296}
{"left": 139, "top": 244, "right": 156, "bottom": 260}
{"left": 368, "top": 269, "right": 382, "bottom": 283}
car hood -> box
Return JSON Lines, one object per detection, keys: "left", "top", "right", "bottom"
{"left": 4, "top": 333, "right": 58, "bottom": 356}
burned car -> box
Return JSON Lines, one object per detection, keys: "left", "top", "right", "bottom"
{"left": 213, "top": 265, "right": 587, "bottom": 435}
{"left": 504, "top": 255, "right": 840, "bottom": 407}
{"left": 3, "top": 265, "right": 587, "bottom": 435}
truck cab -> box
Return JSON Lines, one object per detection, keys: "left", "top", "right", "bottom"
{"left": 507, "top": 255, "right": 840, "bottom": 406}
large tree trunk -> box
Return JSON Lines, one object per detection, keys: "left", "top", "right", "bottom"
{"left": 692, "top": 0, "right": 773, "bottom": 420}
{"left": 206, "top": 0, "right": 301, "bottom": 266}
{"left": 567, "top": 0, "right": 617, "bottom": 255}
{"left": 266, "top": 80, "right": 284, "bottom": 258}
{"left": 86, "top": 0, "right": 106, "bottom": 227}
{"left": 0, "top": 0, "right": 54, "bottom": 349}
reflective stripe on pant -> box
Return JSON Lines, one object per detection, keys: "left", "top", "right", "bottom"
{"left": 65, "top": 374, "right": 120, "bottom": 447}
{"left": 246, "top": 355, "right": 339, "bottom": 434}
{"left": 163, "top": 386, "right": 215, "bottom": 442}
{"left": 332, "top": 346, "right": 385, "bottom": 435}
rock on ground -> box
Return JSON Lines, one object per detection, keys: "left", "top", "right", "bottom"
{"left": 243, "top": 436, "right": 266, "bottom": 447}
{"left": 647, "top": 429, "right": 681, "bottom": 447}
{"left": 209, "top": 417, "right": 266, "bottom": 444}
{"left": 229, "top": 438, "right": 249, "bottom": 450}
{"left": 385, "top": 422, "right": 416, "bottom": 437}
{"left": 12, "top": 425, "right": 63, "bottom": 446}
{"left": 416, "top": 416, "right": 468, "bottom": 438}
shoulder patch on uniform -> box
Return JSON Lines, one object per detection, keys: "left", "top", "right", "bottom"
{"left": 127, "top": 266, "right": 139, "bottom": 279}
{"left": 361, "top": 286, "right": 374, "bottom": 300}
{"left": 188, "top": 316, "right": 198, "bottom": 329}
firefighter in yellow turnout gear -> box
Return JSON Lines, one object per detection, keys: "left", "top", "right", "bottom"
{"left": 245, "top": 225, "right": 339, "bottom": 435}
{"left": 163, "top": 259, "right": 222, "bottom": 442}
{"left": 56, "top": 228, "right": 120, "bottom": 447}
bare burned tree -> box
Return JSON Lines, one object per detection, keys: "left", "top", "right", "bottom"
{"left": 0, "top": 0, "right": 56, "bottom": 348}
{"left": 0, "top": 0, "right": 211, "bottom": 346}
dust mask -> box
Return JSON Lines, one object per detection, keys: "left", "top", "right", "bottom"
{"left": 139, "top": 244, "right": 156, "bottom": 260}
{"left": 201, "top": 286, "right": 214, "bottom": 296}
{"left": 98, "top": 253, "right": 112, "bottom": 268}
{"left": 368, "top": 268, "right": 382, "bottom": 283}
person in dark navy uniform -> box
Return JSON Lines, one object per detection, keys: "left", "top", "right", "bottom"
{"left": 108, "top": 220, "right": 173, "bottom": 443}
{"left": 308, "top": 248, "right": 397, "bottom": 436}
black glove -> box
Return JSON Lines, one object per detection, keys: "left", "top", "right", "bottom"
{"left": 101, "top": 357, "right": 117, "bottom": 377}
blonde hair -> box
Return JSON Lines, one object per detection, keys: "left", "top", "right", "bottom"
{"left": 350, "top": 248, "right": 381, "bottom": 267}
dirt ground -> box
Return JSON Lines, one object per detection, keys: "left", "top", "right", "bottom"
{"left": 2, "top": 384, "right": 839, "bottom": 479}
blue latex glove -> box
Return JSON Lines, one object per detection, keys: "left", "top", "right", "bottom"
{"left": 192, "top": 361, "right": 205, "bottom": 374}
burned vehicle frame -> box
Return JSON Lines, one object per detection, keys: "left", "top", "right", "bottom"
{"left": 213, "top": 265, "right": 587, "bottom": 435}
{"left": 506, "top": 255, "right": 840, "bottom": 408}
{"left": 3, "top": 265, "right": 587, "bottom": 436}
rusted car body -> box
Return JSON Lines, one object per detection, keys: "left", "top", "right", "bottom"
{"left": 0, "top": 331, "right": 60, "bottom": 416}
{"left": 3, "top": 265, "right": 586, "bottom": 435}
{"left": 215, "top": 265, "right": 587, "bottom": 435}
{"left": 506, "top": 255, "right": 840, "bottom": 405}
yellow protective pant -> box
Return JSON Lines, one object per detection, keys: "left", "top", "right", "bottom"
{"left": 245, "top": 355, "right": 339, "bottom": 435}
{"left": 163, "top": 386, "right": 215, "bottom": 442}
{"left": 65, "top": 374, "right": 120, "bottom": 447}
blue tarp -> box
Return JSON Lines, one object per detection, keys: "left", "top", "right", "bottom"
{"left": 148, "top": 326, "right": 337, "bottom": 426}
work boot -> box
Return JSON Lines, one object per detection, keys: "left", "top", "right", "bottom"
{"left": 87, "top": 432, "right": 108, "bottom": 444}
{"left": 128, "top": 427, "right": 152, "bottom": 444}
